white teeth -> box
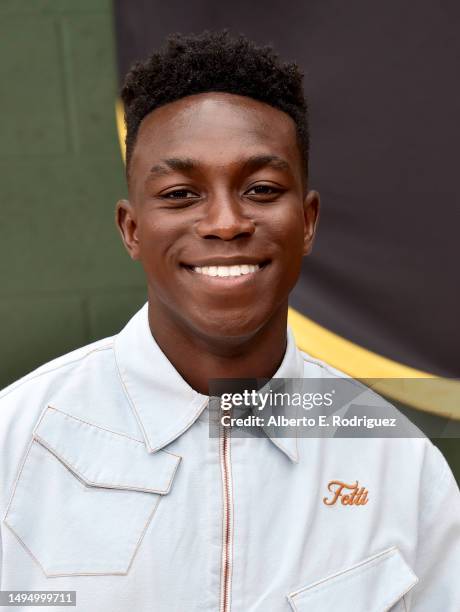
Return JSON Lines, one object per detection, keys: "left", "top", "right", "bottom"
{"left": 192, "top": 264, "right": 261, "bottom": 277}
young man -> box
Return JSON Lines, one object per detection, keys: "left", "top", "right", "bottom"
{"left": 0, "top": 31, "right": 459, "bottom": 612}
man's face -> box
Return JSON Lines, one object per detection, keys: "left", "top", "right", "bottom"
{"left": 117, "top": 92, "right": 319, "bottom": 341}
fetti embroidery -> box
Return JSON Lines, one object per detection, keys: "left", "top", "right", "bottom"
{"left": 323, "top": 480, "right": 369, "bottom": 506}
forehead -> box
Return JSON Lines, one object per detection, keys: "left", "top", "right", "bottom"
{"left": 129, "top": 92, "right": 302, "bottom": 180}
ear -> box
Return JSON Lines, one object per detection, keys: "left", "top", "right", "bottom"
{"left": 115, "top": 199, "right": 140, "bottom": 260}
{"left": 302, "top": 190, "right": 320, "bottom": 255}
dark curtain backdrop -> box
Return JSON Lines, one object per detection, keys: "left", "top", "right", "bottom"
{"left": 114, "top": 0, "right": 460, "bottom": 377}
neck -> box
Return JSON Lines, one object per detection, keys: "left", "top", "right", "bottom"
{"left": 147, "top": 300, "right": 289, "bottom": 395}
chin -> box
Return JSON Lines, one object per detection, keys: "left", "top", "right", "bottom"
{"left": 190, "top": 308, "right": 271, "bottom": 342}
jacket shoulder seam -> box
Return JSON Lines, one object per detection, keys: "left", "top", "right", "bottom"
{"left": 0, "top": 343, "right": 113, "bottom": 402}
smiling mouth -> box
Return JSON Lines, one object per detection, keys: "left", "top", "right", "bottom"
{"left": 182, "top": 260, "right": 270, "bottom": 278}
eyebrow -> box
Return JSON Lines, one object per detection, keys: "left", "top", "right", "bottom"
{"left": 148, "top": 154, "right": 291, "bottom": 177}
{"left": 149, "top": 157, "right": 196, "bottom": 176}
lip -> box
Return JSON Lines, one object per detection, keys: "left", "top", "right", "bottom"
{"left": 181, "top": 257, "right": 270, "bottom": 268}
{"left": 181, "top": 260, "right": 270, "bottom": 287}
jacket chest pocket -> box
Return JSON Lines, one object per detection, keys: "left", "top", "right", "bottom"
{"left": 3, "top": 406, "right": 181, "bottom": 577}
{"left": 287, "top": 547, "right": 418, "bottom": 612}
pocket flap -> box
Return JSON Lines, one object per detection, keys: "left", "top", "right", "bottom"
{"left": 33, "top": 406, "right": 181, "bottom": 494}
{"left": 288, "top": 547, "right": 418, "bottom": 611}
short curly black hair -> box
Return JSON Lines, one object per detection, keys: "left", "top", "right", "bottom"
{"left": 121, "top": 29, "right": 309, "bottom": 179}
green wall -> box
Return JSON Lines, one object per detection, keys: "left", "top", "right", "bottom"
{"left": 0, "top": 0, "right": 145, "bottom": 389}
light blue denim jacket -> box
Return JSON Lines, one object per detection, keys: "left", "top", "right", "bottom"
{"left": 0, "top": 303, "right": 459, "bottom": 611}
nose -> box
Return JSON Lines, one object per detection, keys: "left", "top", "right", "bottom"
{"left": 195, "top": 192, "right": 256, "bottom": 240}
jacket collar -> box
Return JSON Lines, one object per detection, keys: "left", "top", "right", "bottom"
{"left": 114, "top": 303, "right": 304, "bottom": 462}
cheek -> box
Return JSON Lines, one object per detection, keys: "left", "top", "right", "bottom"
{"left": 270, "top": 206, "right": 306, "bottom": 255}
{"left": 136, "top": 216, "right": 181, "bottom": 278}
{"left": 269, "top": 208, "right": 306, "bottom": 286}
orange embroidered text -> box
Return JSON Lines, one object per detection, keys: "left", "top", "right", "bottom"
{"left": 323, "top": 480, "right": 369, "bottom": 506}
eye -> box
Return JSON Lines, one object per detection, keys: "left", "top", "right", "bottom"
{"left": 161, "top": 189, "right": 199, "bottom": 200}
{"left": 245, "top": 184, "right": 284, "bottom": 199}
